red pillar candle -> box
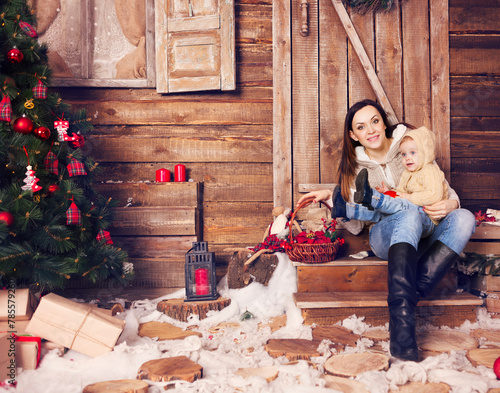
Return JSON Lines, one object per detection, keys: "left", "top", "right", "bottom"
{"left": 195, "top": 268, "right": 209, "bottom": 295}
{"left": 174, "top": 164, "right": 186, "bottom": 182}
{"left": 156, "top": 168, "right": 170, "bottom": 182}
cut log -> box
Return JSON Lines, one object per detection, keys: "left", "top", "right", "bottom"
{"left": 417, "top": 330, "right": 479, "bottom": 352}
{"left": 311, "top": 325, "right": 359, "bottom": 347}
{"left": 324, "top": 352, "right": 390, "bottom": 377}
{"left": 322, "top": 375, "right": 370, "bottom": 393}
{"left": 137, "top": 356, "right": 202, "bottom": 382}
{"left": 138, "top": 321, "right": 202, "bottom": 340}
{"left": 157, "top": 297, "right": 231, "bottom": 322}
{"left": 82, "top": 379, "right": 148, "bottom": 393}
{"left": 207, "top": 322, "right": 241, "bottom": 334}
{"left": 226, "top": 250, "right": 278, "bottom": 289}
{"left": 258, "top": 314, "right": 287, "bottom": 332}
{"left": 362, "top": 328, "right": 389, "bottom": 341}
{"left": 234, "top": 366, "right": 279, "bottom": 382}
{"left": 388, "top": 382, "right": 450, "bottom": 393}
{"left": 466, "top": 348, "right": 500, "bottom": 368}
{"left": 264, "top": 339, "right": 320, "bottom": 361}
{"left": 471, "top": 328, "right": 500, "bottom": 344}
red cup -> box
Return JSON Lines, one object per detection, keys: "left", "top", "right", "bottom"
{"left": 156, "top": 168, "right": 170, "bottom": 182}
{"left": 175, "top": 164, "right": 186, "bottom": 182}
{"left": 195, "top": 268, "right": 209, "bottom": 295}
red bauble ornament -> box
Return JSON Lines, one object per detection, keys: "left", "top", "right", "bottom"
{"left": 68, "top": 133, "right": 85, "bottom": 149}
{"left": 6, "top": 47, "right": 23, "bottom": 63}
{"left": 13, "top": 116, "right": 34, "bottom": 134}
{"left": 33, "top": 126, "right": 51, "bottom": 140}
{"left": 47, "top": 184, "right": 60, "bottom": 195}
{"left": 0, "top": 212, "right": 14, "bottom": 227}
{"left": 494, "top": 357, "right": 500, "bottom": 379}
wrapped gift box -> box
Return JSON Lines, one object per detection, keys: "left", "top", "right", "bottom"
{"left": 26, "top": 293, "right": 125, "bottom": 358}
{"left": 0, "top": 333, "right": 16, "bottom": 382}
{"left": 0, "top": 289, "right": 38, "bottom": 321}
{"left": 15, "top": 336, "right": 40, "bottom": 370}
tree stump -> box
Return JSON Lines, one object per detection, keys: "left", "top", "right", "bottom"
{"left": 137, "top": 356, "right": 202, "bottom": 382}
{"left": 234, "top": 366, "right": 279, "bottom": 382}
{"left": 264, "top": 339, "right": 320, "bottom": 361}
{"left": 226, "top": 250, "right": 278, "bottom": 289}
{"left": 322, "top": 375, "right": 370, "bottom": 393}
{"left": 467, "top": 348, "right": 500, "bottom": 368}
{"left": 388, "top": 382, "right": 450, "bottom": 393}
{"left": 138, "top": 321, "right": 202, "bottom": 340}
{"left": 82, "top": 379, "right": 148, "bottom": 393}
{"left": 324, "top": 352, "right": 389, "bottom": 377}
{"left": 417, "top": 330, "right": 478, "bottom": 353}
{"left": 157, "top": 297, "right": 231, "bottom": 322}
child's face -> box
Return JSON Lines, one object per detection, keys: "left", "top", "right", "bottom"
{"left": 400, "top": 138, "right": 420, "bottom": 172}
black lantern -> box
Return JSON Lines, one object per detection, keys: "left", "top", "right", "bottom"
{"left": 185, "top": 241, "right": 218, "bottom": 302}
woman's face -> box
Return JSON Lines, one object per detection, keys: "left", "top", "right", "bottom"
{"left": 349, "top": 105, "right": 387, "bottom": 151}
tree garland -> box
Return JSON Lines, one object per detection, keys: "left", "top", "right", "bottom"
{"left": 342, "top": 0, "right": 405, "bottom": 14}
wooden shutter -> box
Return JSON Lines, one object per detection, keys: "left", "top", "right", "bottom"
{"left": 155, "top": 0, "right": 235, "bottom": 93}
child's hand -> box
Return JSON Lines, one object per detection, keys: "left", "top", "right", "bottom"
{"left": 375, "top": 182, "right": 390, "bottom": 194}
{"left": 396, "top": 192, "right": 411, "bottom": 200}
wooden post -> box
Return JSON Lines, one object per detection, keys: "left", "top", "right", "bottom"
{"left": 330, "top": 0, "right": 399, "bottom": 125}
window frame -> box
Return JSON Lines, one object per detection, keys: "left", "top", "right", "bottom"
{"left": 48, "top": 0, "right": 156, "bottom": 88}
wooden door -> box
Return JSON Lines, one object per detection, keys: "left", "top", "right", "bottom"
{"left": 155, "top": 0, "right": 235, "bottom": 93}
{"left": 273, "top": 0, "right": 450, "bottom": 209}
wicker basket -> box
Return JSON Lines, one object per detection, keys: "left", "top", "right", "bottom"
{"left": 285, "top": 199, "right": 342, "bottom": 264}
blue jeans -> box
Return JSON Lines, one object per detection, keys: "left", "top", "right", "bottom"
{"left": 369, "top": 208, "right": 476, "bottom": 260}
{"left": 346, "top": 189, "right": 434, "bottom": 232}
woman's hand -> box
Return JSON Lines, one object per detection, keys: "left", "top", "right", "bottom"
{"left": 423, "top": 199, "right": 459, "bottom": 221}
{"left": 375, "top": 182, "right": 390, "bottom": 194}
{"left": 296, "top": 189, "right": 333, "bottom": 208}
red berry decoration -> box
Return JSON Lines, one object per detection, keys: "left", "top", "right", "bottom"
{"left": 47, "top": 184, "right": 60, "bottom": 195}
{"left": 6, "top": 47, "right": 23, "bottom": 63}
{"left": 0, "top": 212, "right": 14, "bottom": 227}
{"left": 494, "top": 357, "right": 500, "bottom": 379}
{"left": 33, "top": 126, "right": 51, "bottom": 140}
{"left": 13, "top": 116, "right": 34, "bottom": 134}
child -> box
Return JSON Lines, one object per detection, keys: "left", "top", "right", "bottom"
{"left": 352, "top": 126, "right": 447, "bottom": 226}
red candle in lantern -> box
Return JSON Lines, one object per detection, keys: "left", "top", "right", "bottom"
{"left": 156, "top": 168, "right": 170, "bottom": 182}
{"left": 175, "top": 164, "right": 186, "bottom": 182}
{"left": 195, "top": 268, "right": 209, "bottom": 295}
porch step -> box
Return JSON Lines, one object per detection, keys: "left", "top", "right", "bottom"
{"left": 293, "top": 257, "right": 457, "bottom": 294}
{"left": 293, "top": 291, "right": 483, "bottom": 327}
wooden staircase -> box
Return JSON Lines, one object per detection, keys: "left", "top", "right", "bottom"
{"left": 292, "top": 256, "right": 483, "bottom": 328}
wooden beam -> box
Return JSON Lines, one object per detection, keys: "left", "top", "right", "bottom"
{"left": 330, "top": 0, "right": 399, "bottom": 125}
{"left": 273, "top": 0, "right": 293, "bottom": 208}
{"left": 430, "top": 0, "right": 451, "bottom": 181}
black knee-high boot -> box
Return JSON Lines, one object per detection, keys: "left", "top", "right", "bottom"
{"left": 387, "top": 242, "right": 419, "bottom": 361}
{"left": 416, "top": 241, "right": 459, "bottom": 298}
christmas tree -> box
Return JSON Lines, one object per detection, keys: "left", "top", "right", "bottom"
{"left": 0, "top": 0, "right": 131, "bottom": 290}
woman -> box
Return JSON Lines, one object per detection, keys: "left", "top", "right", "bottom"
{"left": 297, "top": 99, "right": 476, "bottom": 362}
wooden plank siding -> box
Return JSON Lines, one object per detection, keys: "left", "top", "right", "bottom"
{"left": 54, "top": 0, "right": 499, "bottom": 293}
{"left": 449, "top": 0, "right": 500, "bottom": 213}
{"left": 55, "top": 0, "right": 274, "bottom": 290}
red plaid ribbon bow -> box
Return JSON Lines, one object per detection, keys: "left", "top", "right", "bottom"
{"left": 67, "top": 158, "right": 87, "bottom": 177}
{"left": 32, "top": 80, "right": 47, "bottom": 99}
{"left": 66, "top": 200, "right": 82, "bottom": 225}
{"left": 0, "top": 95, "right": 12, "bottom": 122}
{"left": 44, "top": 151, "right": 59, "bottom": 175}
{"left": 96, "top": 229, "right": 113, "bottom": 244}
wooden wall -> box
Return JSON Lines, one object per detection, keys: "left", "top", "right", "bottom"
{"left": 54, "top": 0, "right": 499, "bottom": 293}
{"left": 55, "top": 0, "right": 274, "bottom": 291}
{"left": 449, "top": 0, "right": 500, "bottom": 213}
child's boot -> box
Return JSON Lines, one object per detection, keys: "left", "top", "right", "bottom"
{"left": 354, "top": 168, "right": 373, "bottom": 210}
